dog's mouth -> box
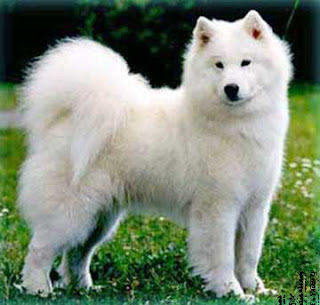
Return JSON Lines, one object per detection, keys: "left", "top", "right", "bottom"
{"left": 223, "top": 97, "right": 249, "bottom": 107}
{"left": 223, "top": 92, "right": 257, "bottom": 107}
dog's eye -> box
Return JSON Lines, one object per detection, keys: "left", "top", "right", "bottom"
{"left": 241, "top": 60, "right": 251, "bottom": 67}
{"left": 215, "top": 62, "right": 224, "bottom": 69}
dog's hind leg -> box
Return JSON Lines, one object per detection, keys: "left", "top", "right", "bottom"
{"left": 21, "top": 197, "right": 104, "bottom": 296}
{"left": 22, "top": 236, "right": 56, "bottom": 296}
{"left": 57, "top": 207, "right": 126, "bottom": 289}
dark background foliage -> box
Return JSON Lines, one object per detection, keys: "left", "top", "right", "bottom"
{"left": 0, "top": 0, "right": 320, "bottom": 87}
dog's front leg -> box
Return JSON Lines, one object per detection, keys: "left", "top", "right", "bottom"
{"left": 236, "top": 197, "right": 276, "bottom": 295}
{"left": 188, "top": 198, "right": 246, "bottom": 298}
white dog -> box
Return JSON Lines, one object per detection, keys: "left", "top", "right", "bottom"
{"left": 18, "top": 10, "right": 292, "bottom": 300}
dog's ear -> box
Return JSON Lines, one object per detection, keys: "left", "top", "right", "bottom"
{"left": 193, "top": 16, "right": 214, "bottom": 47}
{"left": 243, "top": 10, "right": 268, "bottom": 40}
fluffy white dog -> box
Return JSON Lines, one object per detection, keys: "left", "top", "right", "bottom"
{"left": 18, "top": 10, "right": 292, "bottom": 300}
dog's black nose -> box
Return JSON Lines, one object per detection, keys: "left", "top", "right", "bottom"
{"left": 224, "top": 84, "right": 239, "bottom": 101}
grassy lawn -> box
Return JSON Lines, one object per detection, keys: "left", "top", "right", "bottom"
{"left": 0, "top": 85, "right": 319, "bottom": 304}
{"left": 0, "top": 83, "right": 17, "bottom": 110}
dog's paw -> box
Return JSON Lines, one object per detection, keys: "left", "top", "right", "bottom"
{"left": 21, "top": 284, "right": 51, "bottom": 297}
{"left": 21, "top": 275, "right": 52, "bottom": 297}
{"left": 240, "top": 294, "right": 257, "bottom": 304}
{"left": 205, "top": 275, "right": 246, "bottom": 299}
{"left": 240, "top": 274, "right": 277, "bottom": 297}
{"left": 253, "top": 276, "right": 278, "bottom": 296}
{"left": 256, "top": 287, "right": 278, "bottom": 296}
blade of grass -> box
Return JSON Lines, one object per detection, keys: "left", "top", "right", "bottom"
{"left": 283, "top": 0, "right": 301, "bottom": 39}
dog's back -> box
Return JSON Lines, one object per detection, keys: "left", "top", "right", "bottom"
{"left": 19, "top": 38, "right": 150, "bottom": 183}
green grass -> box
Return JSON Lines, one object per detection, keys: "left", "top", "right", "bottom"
{"left": 0, "top": 85, "right": 319, "bottom": 304}
{"left": 0, "top": 83, "right": 17, "bottom": 110}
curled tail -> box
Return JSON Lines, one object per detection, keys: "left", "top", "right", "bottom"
{"left": 20, "top": 38, "right": 148, "bottom": 184}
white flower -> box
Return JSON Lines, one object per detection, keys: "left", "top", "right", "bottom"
{"left": 302, "top": 158, "right": 311, "bottom": 164}
{"left": 295, "top": 180, "right": 302, "bottom": 186}
{"left": 305, "top": 178, "right": 313, "bottom": 185}
{"left": 314, "top": 168, "right": 320, "bottom": 177}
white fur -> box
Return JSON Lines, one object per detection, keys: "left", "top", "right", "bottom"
{"left": 18, "top": 10, "right": 292, "bottom": 300}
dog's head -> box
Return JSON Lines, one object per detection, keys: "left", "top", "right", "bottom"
{"left": 183, "top": 10, "right": 292, "bottom": 117}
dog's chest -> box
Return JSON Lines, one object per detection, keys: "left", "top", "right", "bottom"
{"left": 192, "top": 129, "right": 282, "bottom": 194}
{"left": 115, "top": 112, "right": 284, "bottom": 212}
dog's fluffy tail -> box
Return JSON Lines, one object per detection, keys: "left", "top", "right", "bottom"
{"left": 20, "top": 38, "right": 148, "bottom": 183}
